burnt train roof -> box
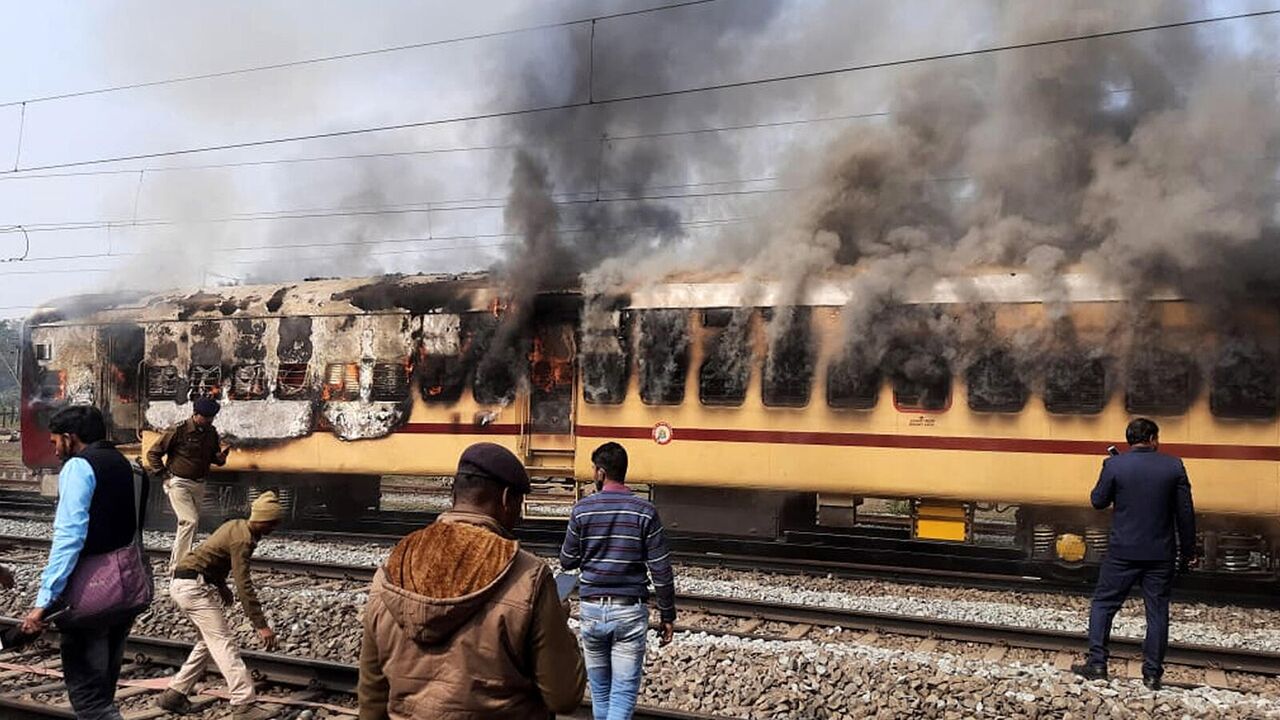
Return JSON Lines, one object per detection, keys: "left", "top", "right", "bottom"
{"left": 27, "top": 269, "right": 1180, "bottom": 327}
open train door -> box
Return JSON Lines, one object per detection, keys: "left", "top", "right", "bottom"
{"left": 98, "top": 324, "right": 145, "bottom": 446}
{"left": 523, "top": 319, "right": 578, "bottom": 515}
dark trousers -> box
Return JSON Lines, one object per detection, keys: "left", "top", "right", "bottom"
{"left": 1086, "top": 556, "right": 1174, "bottom": 676}
{"left": 59, "top": 618, "right": 134, "bottom": 720}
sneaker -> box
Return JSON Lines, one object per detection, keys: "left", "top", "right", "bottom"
{"left": 1071, "top": 662, "right": 1108, "bottom": 681}
{"left": 155, "top": 689, "right": 191, "bottom": 714}
{"left": 230, "top": 705, "right": 279, "bottom": 720}
{"left": 1143, "top": 674, "right": 1162, "bottom": 691}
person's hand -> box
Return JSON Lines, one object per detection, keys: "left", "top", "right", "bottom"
{"left": 216, "top": 444, "right": 231, "bottom": 461}
{"left": 217, "top": 585, "right": 235, "bottom": 607}
{"left": 0, "top": 565, "right": 14, "bottom": 590}
{"left": 258, "top": 626, "right": 278, "bottom": 651}
{"left": 20, "top": 607, "right": 46, "bottom": 635}
{"left": 1178, "top": 554, "right": 1198, "bottom": 574}
{"left": 659, "top": 621, "right": 674, "bottom": 646}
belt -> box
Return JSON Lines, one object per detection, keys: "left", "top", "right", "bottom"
{"left": 172, "top": 569, "right": 203, "bottom": 581}
{"left": 582, "top": 596, "right": 642, "bottom": 606}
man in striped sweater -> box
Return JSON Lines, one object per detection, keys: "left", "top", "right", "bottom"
{"left": 560, "top": 442, "right": 676, "bottom": 720}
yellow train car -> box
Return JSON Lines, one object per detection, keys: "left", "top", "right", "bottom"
{"left": 20, "top": 271, "right": 1280, "bottom": 573}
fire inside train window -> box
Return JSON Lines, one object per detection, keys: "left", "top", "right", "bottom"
{"left": 1044, "top": 356, "right": 1107, "bottom": 414}
{"left": 230, "top": 364, "right": 268, "bottom": 400}
{"left": 826, "top": 355, "right": 880, "bottom": 410}
{"left": 583, "top": 312, "right": 632, "bottom": 405}
{"left": 762, "top": 308, "right": 815, "bottom": 408}
{"left": 1211, "top": 346, "right": 1278, "bottom": 419}
{"left": 275, "top": 363, "right": 309, "bottom": 399}
{"left": 187, "top": 365, "right": 222, "bottom": 401}
{"left": 323, "top": 362, "right": 360, "bottom": 401}
{"left": 146, "top": 366, "right": 180, "bottom": 400}
{"left": 1125, "top": 350, "right": 1194, "bottom": 416}
{"left": 889, "top": 354, "right": 951, "bottom": 411}
{"left": 966, "top": 351, "right": 1028, "bottom": 413}
{"left": 371, "top": 361, "right": 411, "bottom": 401}
{"left": 38, "top": 370, "right": 66, "bottom": 402}
{"left": 699, "top": 309, "right": 751, "bottom": 407}
{"left": 419, "top": 355, "right": 466, "bottom": 404}
{"left": 638, "top": 310, "right": 689, "bottom": 405}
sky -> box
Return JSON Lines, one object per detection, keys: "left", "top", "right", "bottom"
{"left": 0, "top": 0, "right": 1275, "bottom": 318}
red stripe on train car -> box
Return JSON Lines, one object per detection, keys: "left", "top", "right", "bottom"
{"left": 399, "top": 423, "right": 521, "bottom": 435}
{"left": 574, "top": 425, "right": 1280, "bottom": 461}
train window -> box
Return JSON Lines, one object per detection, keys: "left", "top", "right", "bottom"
{"left": 1126, "top": 350, "right": 1194, "bottom": 415}
{"left": 38, "top": 370, "right": 66, "bottom": 402}
{"left": 371, "top": 361, "right": 411, "bottom": 401}
{"left": 699, "top": 309, "right": 751, "bottom": 407}
{"left": 146, "top": 366, "right": 179, "bottom": 400}
{"left": 229, "top": 364, "right": 268, "bottom": 400}
{"left": 826, "top": 355, "right": 880, "bottom": 409}
{"left": 34, "top": 343, "right": 53, "bottom": 362}
{"left": 187, "top": 365, "right": 222, "bottom": 401}
{"left": 1211, "top": 346, "right": 1278, "bottom": 419}
{"left": 1044, "top": 356, "right": 1107, "bottom": 414}
{"left": 323, "top": 362, "right": 360, "bottom": 401}
{"left": 274, "top": 363, "right": 309, "bottom": 399}
{"left": 763, "top": 308, "right": 815, "bottom": 408}
{"left": 583, "top": 311, "right": 632, "bottom": 405}
{"left": 465, "top": 313, "right": 519, "bottom": 406}
{"left": 419, "top": 356, "right": 467, "bottom": 404}
{"left": 966, "top": 351, "right": 1028, "bottom": 413}
{"left": 889, "top": 354, "right": 951, "bottom": 411}
{"left": 638, "top": 310, "right": 690, "bottom": 405}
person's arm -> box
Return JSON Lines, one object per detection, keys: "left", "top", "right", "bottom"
{"left": 558, "top": 509, "right": 582, "bottom": 571}
{"left": 145, "top": 425, "right": 177, "bottom": 474}
{"left": 1090, "top": 459, "right": 1116, "bottom": 510}
{"left": 357, "top": 594, "right": 391, "bottom": 720}
{"left": 1175, "top": 463, "right": 1196, "bottom": 560}
{"left": 230, "top": 539, "right": 268, "bottom": 630}
{"left": 35, "top": 459, "right": 96, "bottom": 609}
{"left": 210, "top": 429, "right": 228, "bottom": 467}
{"left": 526, "top": 571, "right": 586, "bottom": 713}
{"left": 645, "top": 509, "right": 677, "bottom": 626}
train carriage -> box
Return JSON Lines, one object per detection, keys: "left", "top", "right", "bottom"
{"left": 19, "top": 271, "right": 1280, "bottom": 577}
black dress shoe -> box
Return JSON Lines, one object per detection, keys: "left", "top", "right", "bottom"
{"left": 1071, "top": 662, "right": 1109, "bottom": 680}
{"left": 1142, "top": 674, "right": 1162, "bottom": 691}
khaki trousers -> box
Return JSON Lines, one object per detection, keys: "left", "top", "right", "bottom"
{"left": 164, "top": 477, "right": 204, "bottom": 572}
{"left": 167, "top": 578, "right": 256, "bottom": 705}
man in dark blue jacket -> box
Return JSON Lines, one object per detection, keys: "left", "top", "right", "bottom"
{"left": 1073, "top": 418, "right": 1196, "bottom": 690}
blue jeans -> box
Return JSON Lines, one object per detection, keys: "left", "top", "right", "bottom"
{"left": 580, "top": 600, "right": 648, "bottom": 720}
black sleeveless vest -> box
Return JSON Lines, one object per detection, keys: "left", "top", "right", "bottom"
{"left": 77, "top": 441, "right": 143, "bottom": 555}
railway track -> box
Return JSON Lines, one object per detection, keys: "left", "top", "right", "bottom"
{"left": 0, "top": 619, "right": 736, "bottom": 720}
{"left": 5, "top": 534, "right": 1278, "bottom": 691}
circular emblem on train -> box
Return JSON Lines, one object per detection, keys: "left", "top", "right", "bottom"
{"left": 652, "top": 422, "right": 673, "bottom": 446}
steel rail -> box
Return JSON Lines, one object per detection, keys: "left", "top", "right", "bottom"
{"left": 0, "top": 619, "right": 731, "bottom": 720}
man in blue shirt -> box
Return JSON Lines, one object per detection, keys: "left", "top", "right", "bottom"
{"left": 560, "top": 442, "right": 676, "bottom": 720}
{"left": 21, "top": 406, "right": 145, "bottom": 720}
{"left": 1073, "top": 417, "right": 1196, "bottom": 690}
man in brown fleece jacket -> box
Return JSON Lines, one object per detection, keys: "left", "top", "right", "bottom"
{"left": 358, "top": 443, "right": 586, "bottom": 719}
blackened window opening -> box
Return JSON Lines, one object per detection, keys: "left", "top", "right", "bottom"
{"left": 187, "top": 365, "right": 222, "bottom": 401}
{"left": 966, "top": 351, "right": 1028, "bottom": 413}
{"left": 38, "top": 369, "right": 66, "bottom": 402}
{"left": 699, "top": 309, "right": 751, "bottom": 407}
{"left": 1126, "top": 350, "right": 1194, "bottom": 416}
{"left": 1211, "top": 346, "right": 1278, "bottom": 419}
{"left": 763, "top": 308, "right": 815, "bottom": 408}
{"left": 826, "top": 354, "right": 880, "bottom": 409}
{"left": 638, "top": 310, "right": 689, "bottom": 405}
{"left": 274, "top": 363, "right": 309, "bottom": 399}
{"left": 230, "top": 364, "right": 268, "bottom": 400}
{"left": 146, "top": 366, "right": 179, "bottom": 400}
{"left": 466, "top": 314, "right": 519, "bottom": 406}
{"left": 889, "top": 356, "right": 951, "bottom": 411}
{"left": 371, "top": 361, "right": 411, "bottom": 401}
{"left": 418, "top": 355, "right": 467, "bottom": 404}
{"left": 583, "top": 311, "right": 632, "bottom": 405}
{"left": 1044, "top": 356, "right": 1107, "bottom": 414}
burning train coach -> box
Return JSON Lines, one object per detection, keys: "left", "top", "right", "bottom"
{"left": 19, "top": 271, "right": 1280, "bottom": 578}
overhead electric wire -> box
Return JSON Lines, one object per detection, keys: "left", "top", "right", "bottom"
{"left": 0, "top": 0, "right": 721, "bottom": 109}
{"left": 4, "top": 7, "right": 1275, "bottom": 174}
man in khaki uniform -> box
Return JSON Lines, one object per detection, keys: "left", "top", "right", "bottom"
{"left": 156, "top": 491, "right": 283, "bottom": 720}
{"left": 357, "top": 442, "right": 586, "bottom": 719}
{"left": 145, "top": 397, "right": 230, "bottom": 573}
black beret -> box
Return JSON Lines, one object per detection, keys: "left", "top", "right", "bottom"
{"left": 457, "top": 442, "right": 530, "bottom": 493}
{"left": 192, "top": 397, "right": 221, "bottom": 417}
